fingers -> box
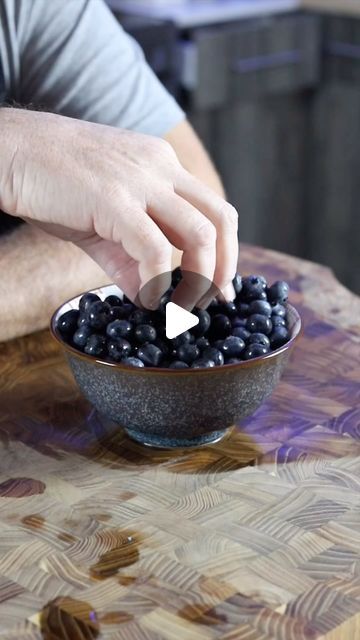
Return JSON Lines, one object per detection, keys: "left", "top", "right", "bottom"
{"left": 76, "top": 236, "right": 141, "bottom": 301}
{"left": 174, "top": 171, "right": 239, "bottom": 300}
{"left": 80, "top": 207, "right": 173, "bottom": 307}
{"left": 147, "top": 191, "right": 216, "bottom": 310}
{"left": 83, "top": 170, "right": 238, "bottom": 313}
{"left": 112, "top": 208, "right": 173, "bottom": 308}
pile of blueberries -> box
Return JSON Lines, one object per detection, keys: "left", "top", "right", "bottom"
{"left": 57, "top": 271, "right": 291, "bottom": 369}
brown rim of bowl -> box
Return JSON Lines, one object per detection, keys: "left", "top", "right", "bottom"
{"left": 50, "top": 301, "right": 301, "bottom": 375}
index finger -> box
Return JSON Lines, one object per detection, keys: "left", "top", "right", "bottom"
{"left": 175, "top": 171, "right": 239, "bottom": 300}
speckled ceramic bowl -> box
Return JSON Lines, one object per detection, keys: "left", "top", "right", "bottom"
{"left": 51, "top": 285, "right": 301, "bottom": 448}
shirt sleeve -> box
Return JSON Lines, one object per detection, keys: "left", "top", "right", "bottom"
{"left": 16, "top": 0, "right": 185, "bottom": 136}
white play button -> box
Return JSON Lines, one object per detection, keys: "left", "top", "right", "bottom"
{"left": 165, "top": 302, "right": 199, "bottom": 340}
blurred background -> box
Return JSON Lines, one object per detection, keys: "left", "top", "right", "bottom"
{"left": 107, "top": 0, "right": 360, "bottom": 294}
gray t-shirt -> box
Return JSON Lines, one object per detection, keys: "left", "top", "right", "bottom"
{"left": 0, "top": 0, "right": 185, "bottom": 136}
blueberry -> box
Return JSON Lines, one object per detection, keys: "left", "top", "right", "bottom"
{"left": 122, "top": 357, "right": 145, "bottom": 368}
{"left": 105, "top": 295, "right": 122, "bottom": 307}
{"left": 209, "top": 314, "right": 232, "bottom": 339}
{"left": 134, "top": 324, "right": 157, "bottom": 344}
{"left": 72, "top": 273, "right": 291, "bottom": 369}
{"left": 196, "top": 337, "right": 210, "bottom": 351}
{"left": 79, "top": 293, "right": 100, "bottom": 314}
{"left": 267, "top": 281, "right": 289, "bottom": 305}
{"left": 192, "top": 309, "right": 211, "bottom": 337}
{"left": 107, "top": 338, "right": 132, "bottom": 361}
{"left": 270, "top": 327, "right": 289, "bottom": 349}
{"left": 248, "top": 300, "right": 272, "bottom": 317}
{"left": 207, "top": 299, "right": 220, "bottom": 313}
{"left": 88, "top": 301, "right": 111, "bottom": 330}
{"left": 77, "top": 314, "right": 90, "bottom": 328}
{"left": 109, "top": 306, "right": 130, "bottom": 321}
{"left": 236, "top": 303, "right": 250, "bottom": 317}
{"left": 191, "top": 358, "right": 215, "bottom": 369}
{"left": 57, "top": 310, "right": 79, "bottom": 335}
{"left": 232, "top": 327, "right": 251, "bottom": 341}
{"left": 129, "top": 309, "right": 154, "bottom": 325}
{"left": 73, "top": 324, "right": 92, "bottom": 348}
{"left": 176, "top": 344, "right": 200, "bottom": 364}
{"left": 213, "top": 339, "right": 224, "bottom": 351}
{"left": 122, "top": 303, "right": 134, "bottom": 317}
{"left": 220, "top": 336, "right": 246, "bottom": 358}
{"left": 246, "top": 314, "right": 272, "bottom": 335}
{"left": 271, "top": 303, "right": 286, "bottom": 318}
{"left": 241, "top": 275, "right": 267, "bottom": 301}
{"left": 243, "top": 344, "right": 269, "bottom": 360}
{"left": 153, "top": 338, "right": 170, "bottom": 357}
{"left": 203, "top": 347, "right": 224, "bottom": 366}
{"left": 256, "top": 291, "right": 268, "bottom": 301}
{"left": 233, "top": 274, "right": 242, "bottom": 295}
{"left": 171, "top": 267, "right": 182, "bottom": 286}
{"left": 106, "top": 319, "right": 132, "bottom": 340}
{"left": 169, "top": 360, "right": 189, "bottom": 369}
{"left": 218, "top": 301, "right": 237, "bottom": 317}
{"left": 158, "top": 290, "right": 173, "bottom": 314}
{"left": 145, "top": 311, "right": 163, "bottom": 333}
{"left": 171, "top": 331, "right": 192, "bottom": 349}
{"left": 247, "top": 333, "right": 270, "bottom": 350}
{"left": 272, "top": 316, "right": 286, "bottom": 328}
{"left": 84, "top": 334, "right": 107, "bottom": 357}
{"left": 137, "top": 344, "right": 163, "bottom": 367}
{"left": 232, "top": 316, "right": 247, "bottom": 328}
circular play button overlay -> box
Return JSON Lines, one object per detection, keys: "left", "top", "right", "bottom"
{"left": 133, "top": 269, "right": 222, "bottom": 339}
{"left": 165, "top": 302, "right": 199, "bottom": 340}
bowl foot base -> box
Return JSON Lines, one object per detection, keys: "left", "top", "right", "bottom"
{"left": 124, "top": 427, "right": 231, "bottom": 449}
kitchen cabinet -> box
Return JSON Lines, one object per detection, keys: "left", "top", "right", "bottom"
{"left": 195, "top": 93, "right": 311, "bottom": 258}
{"left": 306, "top": 83, "right": 360, "bottom": 294}
{"left": 306, "top": 14, "right": 360, "bottom": 294}
{"left": 187, "top": 14, "right": 320, "bottom": 109}
{"left": 114, "top": 7, "right": 360, "bottom": 293}
{"left": 186, "top": 13, "right": 320, "bottom": 262}
{"left": 186, "top": 12, "right": 360, "bottom": 293}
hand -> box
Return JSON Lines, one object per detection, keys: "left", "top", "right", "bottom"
{"left": 0, "top": 109, "right": 238, "bottom": 309}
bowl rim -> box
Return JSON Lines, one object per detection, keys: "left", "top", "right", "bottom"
{"left": 50, "top": 285, "right": 302, "bottom": 375}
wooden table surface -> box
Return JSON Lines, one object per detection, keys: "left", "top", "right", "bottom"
{"left": 0, "top": 244, "right": 360, "bottom": 640}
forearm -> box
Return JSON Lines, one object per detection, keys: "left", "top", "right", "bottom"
{"left": 0, "top": 225, "right": 109, "bottom": 342}
{"left": 165, "top": 120, "right": 225, "bottom": 198}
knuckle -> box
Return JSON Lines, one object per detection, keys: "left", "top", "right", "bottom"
{"left": 219, "top": 202, "right": 238, "bottom": 232}
{"left": 155, "top": 137, "right": 176, "bottom": 159}
{"left": 136, "top": 223, "right": 172, "bottom": 266}
{"left": 156, "top": 137, "right": 170, "bottom": 151}
{"left": 153, "top": 242, "right": 173, "bottom": 266}
{"left": 191, "top": 220, "right": 217, "bottom": 248}
{"left": 143, "top": 237, "right": 172, "bottom": 266}
{"left": 134, "top": 220, "right": 156, "bottom": 247}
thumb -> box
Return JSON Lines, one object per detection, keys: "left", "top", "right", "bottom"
{"left": 76, "top": 236, "right": 141, "bottom": 302}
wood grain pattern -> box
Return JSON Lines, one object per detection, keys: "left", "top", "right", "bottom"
{"left": 0, "top": 244, "right": 359, "bottom": 640}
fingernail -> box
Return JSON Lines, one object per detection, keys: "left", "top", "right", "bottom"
{"left": 145, "top": 297, "right": 160, "bottom": 311}
{"left": 222, "top": 283, "right": 235, "bottom": 302}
